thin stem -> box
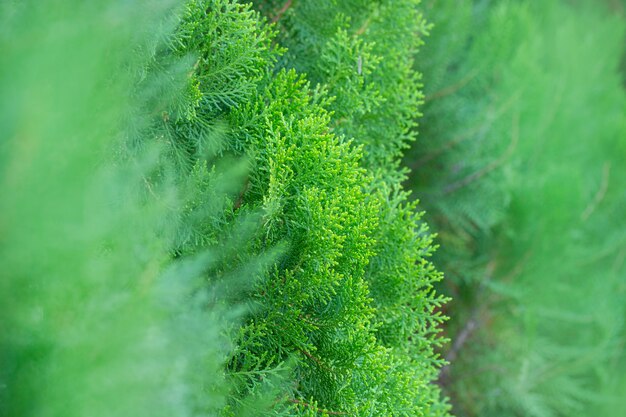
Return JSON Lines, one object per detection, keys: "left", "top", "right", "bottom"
{"left": 424, "top": 69, "right": 479, "bottom": 103}
{"left": 443, "top": 111, "right": 519, "bottom": 195}
{"left": 271, "top": 0, "right": 293, "bottom": 23}
{"left": 581, "top": 161, "right": 611, "bottom": 221}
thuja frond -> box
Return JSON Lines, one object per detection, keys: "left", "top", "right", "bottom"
{"left": 2, "top": 1, "right": 453, "bottom": 416}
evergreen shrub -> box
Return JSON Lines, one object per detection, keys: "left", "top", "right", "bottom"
{"left": 1, "top": 0, "right": 451, "bottom": 416}
{"left": 0, "top": 1, "right": 263, "bottom": 416}
{"left": 169, "top": 1, "right": 450, "bottom": 415}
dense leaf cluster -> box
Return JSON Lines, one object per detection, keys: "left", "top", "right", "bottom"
{"left": 0, "top": 2, "right": 248, "bottom": 417}
{"left": 166, "top": 1, "right": 450, "bottom": 415}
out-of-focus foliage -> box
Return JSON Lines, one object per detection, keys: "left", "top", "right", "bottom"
{"left": 0, "top": 1, "right": 273, "bottom": 416}
{"left": 406, "top": 1, "right": 626, "bottom": 416}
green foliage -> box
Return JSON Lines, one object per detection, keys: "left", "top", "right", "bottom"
{"left": 0, "top": 1, "right": 272, "bottom": 416}
{"left": 406, "top": 1, "right": 626, "bottom": 416}
{"left": 11, "top": 1, "right": 624, "bottom": 417}
{"left": 170, "top": 0, "right": 450, "bottom": 414}
{"left": 2, "top": 0, "right": 450, "bottom": 416}
{"left": 258, "top": 0, "right": 429, "bottom": 179}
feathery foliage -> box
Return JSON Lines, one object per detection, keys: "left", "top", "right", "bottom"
{"left": 0, "top": 1, "right": 273, "bottom": 416}
{"left": 2, "top": 0, "right": 450, "bottom": 416}
{"left": 172, "top": 1, "right": 450, "bottom": 414}
{"left": 406, "top": 1, "right": 626, "bottom": 416}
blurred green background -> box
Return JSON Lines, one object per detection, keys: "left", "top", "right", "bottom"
{"left": 0, "top": 2, "right": 268, "bottom": 416}
{"left": 2, "top": 0, "right": 625, "bottom": 416}
{"left": 405, "top": 0, "right": 626, "bottom": 416}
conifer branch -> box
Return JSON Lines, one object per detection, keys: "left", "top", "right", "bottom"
{"left": 233, "top": 177, "right": 250, "bottom": 210}
{"left": 354, "top": 18, "right": 371, "bottom": 36}
{"left": 501, "top": 249, "right": 532, "bottom": 283}
{"left": 290, "top": 399, "right": 347, "bottom": 415}
{"left": 438, "top": 261, "right": 496, "bottom": 386}
{"left": 424, "top": 69, "right": 479, "bottom": 103}
{"left": 581, "top": 162, "right": 611, "bottom": 221}
{"left": 411, "top": 123, "right": 485, "bottom": 170}
{"left": 443, "top": 111, "right": 519, "bottom": 195}
{"left": 296, "top": 347, "right": 332, "bottom": 373}
{"left": 271, "top": 0, "right": 293, "bottom": 23}
{"left": 410, "top": 92, "right": 518, "bottom": 171}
